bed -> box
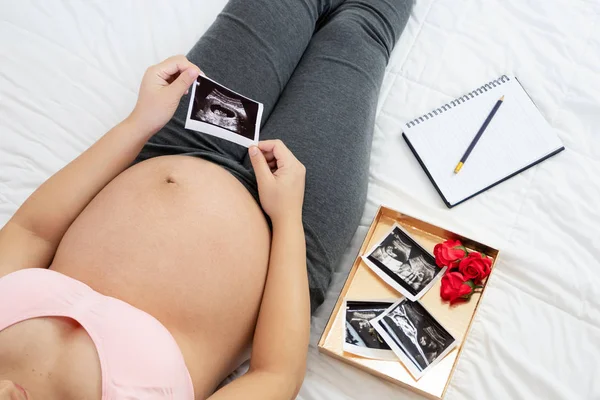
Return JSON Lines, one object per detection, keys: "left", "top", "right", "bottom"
{"left": 1, "top": 1, "right": 599, "bottom": 399}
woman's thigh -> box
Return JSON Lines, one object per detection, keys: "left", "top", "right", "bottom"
{"left": 248, "top": 0, "right": 413, "bottom": 310}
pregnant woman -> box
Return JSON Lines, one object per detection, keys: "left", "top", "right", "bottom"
{"left": 0, "top": 0, "right": 412, "bottom": 398}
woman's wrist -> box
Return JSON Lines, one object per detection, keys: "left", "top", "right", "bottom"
{"left": 122, "top": 113, "right": 158, "bottom": 140}
{"left": 271, "top": 212, "right": 303, "bottom": 231}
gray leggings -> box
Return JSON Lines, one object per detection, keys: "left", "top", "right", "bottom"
{"left": 134, "top": 0, "right": 413, "bottom": 312}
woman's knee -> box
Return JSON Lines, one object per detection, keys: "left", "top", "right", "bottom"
{"left": 325, "top": 0, "right": 413, "bottom": 57}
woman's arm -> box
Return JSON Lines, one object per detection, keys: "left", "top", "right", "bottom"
{"left": 209, "top": 140, "right": 310, "bottom": 400}
{"left": 0, "top": 56, "right": 201, "bottom": 275}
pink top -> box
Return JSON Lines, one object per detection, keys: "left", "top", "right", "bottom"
{"left": 0, "top": 268, "right": 195, "bottom": 399}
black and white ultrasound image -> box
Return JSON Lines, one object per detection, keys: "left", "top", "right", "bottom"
{"left": 380, "top": 300, "right": 455, "bottom": 372}
{"left": 191, "top": 77, "right": 259, "bottom": 140}
{"left": 366, "top": 226, "right": 441, "bottom": 296}
{"left": 345, "top": 301, "right": 392, "bottom": 350}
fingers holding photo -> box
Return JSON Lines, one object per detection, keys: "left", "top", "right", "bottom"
{"left": 249, "top": 140, "right": 306, "bottom": 223}
{"left": 130, "top": 56, "right": 204, "bottom": 135}
{"left": 250, "top": 140, "right": 306, "bottom": 182}
{"left": 257, "top": 146, "right": 277, "bottom": 171}
{"left": 257, "top": 140, "right": 301, "bottom": 172}
{"left": 154, "top": 55, "right": 203, "bottom": 84}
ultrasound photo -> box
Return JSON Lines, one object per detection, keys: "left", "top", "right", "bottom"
{"left": 343, "top": 300, "right": 398, "bottom": 361}
{"left": 362, "top": 224, "right": 445, "bottom": 301}
{"left": 185, "top": 75, "right": 263, "bottom": 147}
{"left": 371, "top": 299, "right": 457, "bottom": 380}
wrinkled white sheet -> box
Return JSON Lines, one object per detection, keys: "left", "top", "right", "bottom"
{"left": 1, "top": 1, "right": 599, "bottom": 399}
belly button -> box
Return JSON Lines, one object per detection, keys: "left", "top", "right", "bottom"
{"left": 165, "top": 176, "right": 176, "bottom": 184}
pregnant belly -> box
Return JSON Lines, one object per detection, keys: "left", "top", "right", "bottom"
{"left": 51, "top": 155, "right": 270, "bottom": 391}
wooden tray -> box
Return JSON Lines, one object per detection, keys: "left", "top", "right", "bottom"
{"left": 318, "top": 206, "right": 499, "bottom": 399}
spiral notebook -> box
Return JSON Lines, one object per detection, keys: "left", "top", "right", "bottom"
{"left": 403, "top": 75, "right": 564, "bottom": 208}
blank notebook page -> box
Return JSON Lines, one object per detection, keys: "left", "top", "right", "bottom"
{"left": 403, "top": 76, "right": 563, "bottom": 207}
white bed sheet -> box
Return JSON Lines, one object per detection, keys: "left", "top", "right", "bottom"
{"left": 1, "top": 1, "right": 599, "bottom": 399}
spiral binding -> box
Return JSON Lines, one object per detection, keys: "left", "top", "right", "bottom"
{"left": 405, "top": 75, "right": 511, "bottom": 129}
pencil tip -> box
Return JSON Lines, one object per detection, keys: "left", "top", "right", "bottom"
{"left": 500, "top": 95, "right": 505, "bottom": 101}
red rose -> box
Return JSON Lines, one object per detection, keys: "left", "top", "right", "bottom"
{"left": 440, "top": 272, "right": 474, "bottom": 304}
{"left": 433, "top": 239, "right": 466, "bottom": 269}
{"left": 458, "top": 252, "right": 492, "bottom": 283}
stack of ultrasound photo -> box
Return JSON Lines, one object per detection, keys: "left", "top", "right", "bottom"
{"left": 343, "top": 224, "right": 457, "bottom": 380}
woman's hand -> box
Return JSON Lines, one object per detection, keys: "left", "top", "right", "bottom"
{"left": 0, "top": 381, "right": 30, "bottom": 400}
{"left": 249, "top": 140, "right": 306, "bottom": 224}
{"left": 129, "top": 55, "right": 202, "bottom": 135}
